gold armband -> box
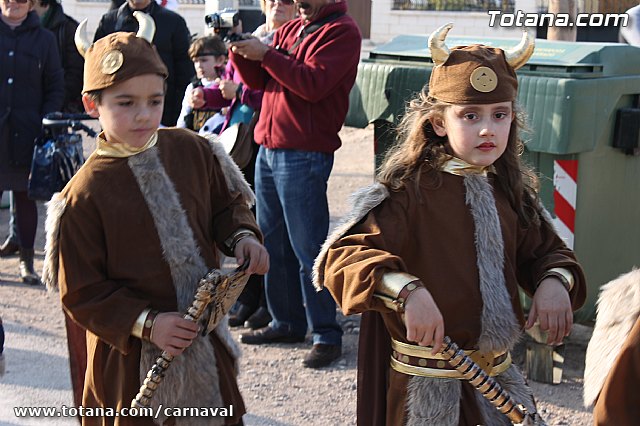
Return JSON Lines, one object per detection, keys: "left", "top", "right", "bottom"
{"left": 131, "top": 308, "right": 152, "bottom": 339}
{"left": 142, "top": 310, "right": 159, "bottom": 342}
{"left": 374, "top": 272, "right": 423, "bottom": 313}
{"left": 538, "top": 267, "right": 574, "bottom": 292}
{"left": 224, "top": 228, "right": 257, "bottom": 253}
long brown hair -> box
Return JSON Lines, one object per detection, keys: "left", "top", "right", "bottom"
{"left": 377, "top": 88, "right": 541, "bottom": 228}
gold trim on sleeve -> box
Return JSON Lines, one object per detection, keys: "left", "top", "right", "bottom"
{"left": 131, "top": 308, "right": 151, "bottom": 339}
{"left": 538, "top": 267, "right": 575, "bottom": 292}
{"left": 374, "top": 272, "right": 420, "bottom": 312}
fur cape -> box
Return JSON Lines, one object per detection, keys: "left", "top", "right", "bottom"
{"left": 42, "top": 135, "right": 254, "bottom": 425}
{"left": 583, "top": 267, "right": 640, "bottom": 407}
{"left": 313, "top": 175, "right": 539, "bottom": 424}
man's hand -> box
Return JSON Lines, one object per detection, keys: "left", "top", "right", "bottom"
{"left": 403, "top": 286, "right": 445, "bottom": 354}
{"left": 219, "top": 80, "right": 239, "bottom": 100}
{"left": 189, "top": 87, "right": 205, "bottom": 109}
{"left": 230, "top": 38, "right": 270, "bottom": 61}
{"left": 526, "top": 278, "right": 573, "bottom": 345}
{"left": 234, "top": 237, "right": 269, "bottom": 275}
{"left": 150, "top": 312, "right": 199, "bottom": 356}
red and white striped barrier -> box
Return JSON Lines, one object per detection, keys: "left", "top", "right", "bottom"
{"left": 552, "top": 160, "right": 578, "bottom": 249}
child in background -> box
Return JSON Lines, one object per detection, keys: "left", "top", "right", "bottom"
{"left": 44, "top": 13, "right": 269, "bottom": 425}
{"left": 314, "top": 24, "right": 586, "bottom": 425}
{"left": 176, "top": 35, "right": 227, "bottom": 133}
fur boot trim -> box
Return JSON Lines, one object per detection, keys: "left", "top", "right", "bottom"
{"left": 42, "top": 193, "right": 67, "bottom": 292}
{"left": 583, "top": 268, "right": 640, "bottom": 407}
{"left": 312, "top": 182, "right": 389, "bottom": 290}
{"left": 129, "top": 148, "right": 230, "bottom": 426}
{"left": 204, "top": 134, "right": 255, "bottom": 208}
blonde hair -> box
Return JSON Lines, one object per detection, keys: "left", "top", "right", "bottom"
{"left": 378, "top": 88, "right": 541, "bottom": 227}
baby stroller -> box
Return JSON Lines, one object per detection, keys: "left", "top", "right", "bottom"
{"left": 28, "top": 112, "right": 97, "bottom": 201}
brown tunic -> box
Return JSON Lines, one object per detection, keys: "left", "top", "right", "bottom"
{"left": 320, "top": 171, "right": 586, "bottom": 425}
{"left": 593, "top": 317, "right": 640, "bottom": 426}
{"left": 57, "top": 129, "right": 259, "bottom": 425}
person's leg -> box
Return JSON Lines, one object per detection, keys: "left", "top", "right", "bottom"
{"left": 0, "top": 192, "right": 20, "bottom": 257}
{"left": 230, "top": 153, "right": 262, "bottom": 326}
{"left": 273, "top": 150, "right": 343, "bottom": 348}
{"left": 243, "top": 276, "right": 272, "bottom": 329}
{"left": 229, "top": 275, "right": 261, "bottom": 327}
{"left": 13, "top": 191, "right": 40, "bottom": 285}
{"left": 0, "top": 315, "right": 5, "bottom": 377}
{"left": 8, "top": 192, "right": 19, "bottom": 243}
{"left": 242, "top": 147, "right": 307, "bottom": 342}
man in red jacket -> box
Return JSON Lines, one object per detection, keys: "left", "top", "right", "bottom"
{"left": 229, "top": 0, "right": 361, "bottom": 368}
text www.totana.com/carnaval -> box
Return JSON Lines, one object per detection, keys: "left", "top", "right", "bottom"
{"left": 488, "top": 10, "right": 629, "bottom": 28}
{"left": 13, "top": 404, "right": 235, "bottom": 419}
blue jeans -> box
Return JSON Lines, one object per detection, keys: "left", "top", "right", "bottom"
{"left": 7, "top": 192, "right": 19, "bottom": 244}
{"left": 255, "top": 147, "right": 342, "bottom": 346}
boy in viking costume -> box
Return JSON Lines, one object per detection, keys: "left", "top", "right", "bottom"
{"left": 314, "top": 24, "right": 586, "bottom": 425}
{"left": 43, "top": 12, "right": 269, "bottom": 425}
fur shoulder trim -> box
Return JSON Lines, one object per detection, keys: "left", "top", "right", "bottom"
{"left": 312, "top": 182, "right": 389, "bottom": 290}
{"left": 583, "top": 267, "right": 640, "bottom": 407}
{"left": 42, "top": 193, "right": 67, "bottom": 292}
{"left": 204, "top": 134, "right": 255, "bottom": 208}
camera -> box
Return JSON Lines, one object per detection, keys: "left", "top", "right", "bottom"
{"left": 204, "top": 9, "right": 245, "bottom": 42}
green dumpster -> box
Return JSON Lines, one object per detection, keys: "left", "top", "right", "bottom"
{"left": 346, "top": 35, "right": 640, "bottom": 324}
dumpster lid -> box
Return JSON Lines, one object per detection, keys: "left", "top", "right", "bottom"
{"left": 370, "top": 34, "right": 640, "bottom": 78}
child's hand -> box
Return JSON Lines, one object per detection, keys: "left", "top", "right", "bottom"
{"left": 189, "top": 87, "right": 205, "bottom": 109}
{"left": 234, "top": 237, "right": 269, "bottom": 275}
{"left": 526, "top": 278, "right": 573, "bottom": 345}
{"left": 219, "top": 80, "right": 238, "bottom": 100}
{"left": 150, "top": 312, "right": 199, "bottom": 356}
{"left": 403, "top": 286, "right": 445, "bottom": 354}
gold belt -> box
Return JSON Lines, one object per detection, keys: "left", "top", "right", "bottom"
{"left": 390, "top": 338, "right": 512, "bottom": 379}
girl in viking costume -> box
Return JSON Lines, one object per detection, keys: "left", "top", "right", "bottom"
{"left": 43, "top": 12, "right": 269, "bottom": 426}
{"left": 314, "top": 24, "right": 586, "bottom": 426}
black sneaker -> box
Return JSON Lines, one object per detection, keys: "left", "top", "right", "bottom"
{"left": 244, "top": 307, "right": 272, "bottom": 330}
{"left": 302, "top": 344, "right": 342, "bottom": 368}
{"left": 240, "top": 326, "right": 305, "bottom": 345}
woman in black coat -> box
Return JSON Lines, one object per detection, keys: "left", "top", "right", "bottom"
{"left": 94, "top": 0, "right": 194, "bottom": 127}
{"left": 0, "top": 0, "right": 64, "bottom": 284}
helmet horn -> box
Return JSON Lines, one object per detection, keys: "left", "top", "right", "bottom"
{"left": 134, "top": 11, "right": 156, "bottom": 43}
{"left": 74, "top": 19, "right": 91, "bottom": 58}
{"left": 428, "top": 23, "right": 453, "bottom": 66}
{"left": 504, "top": 29, "right": 535, "bottom": 70}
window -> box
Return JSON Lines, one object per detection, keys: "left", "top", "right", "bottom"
{"left": 392, "top": 0, "right": 515, "bottom": 12}
{"left": 238, "top": 0, "right": 261, "bottom": 6}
